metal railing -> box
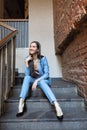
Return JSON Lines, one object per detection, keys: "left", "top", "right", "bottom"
{"left": 0, "top": 22, "right": 17, "bottom": 116}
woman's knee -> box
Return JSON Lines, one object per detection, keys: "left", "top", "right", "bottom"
{"left": 38, "top": 79, "right": 50, "bottom": 86}
{"left": 38, "top": 80, "right": 47, "bottom": 86}
{"left": 24, "top": 75, "right": 32, "bottom": 82}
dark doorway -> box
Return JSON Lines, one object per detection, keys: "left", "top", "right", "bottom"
{"left": 4, "top": 0, "right": 25, "bottom": 19}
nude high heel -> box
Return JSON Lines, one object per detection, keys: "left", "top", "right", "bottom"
{"left": 54, "top": 101, "right": 63, "bottom": 121}
{"left": 16, "top": 98, "right": 27, "bottom": 117}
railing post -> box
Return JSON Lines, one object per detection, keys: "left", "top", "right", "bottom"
{"left": 0, "top": 49, "right": 5, "bottom": 115}
{"left": 11, "top": 36, "right": 16, "bottom": 87}
{"left": 0, "top": 50, "right": 2, "bottom": 116}
{"left": 5, "top": 41, "right": 11, "bottom": 100}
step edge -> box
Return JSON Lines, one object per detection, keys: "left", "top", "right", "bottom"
{"left": 0, "top": 118, "right": 87, "bottom": 123}
{"left": 6, "top": 98, "right": 84, "bottom": 103}
{"left": 13, "top": 85, "right": 77, "bottom": 89}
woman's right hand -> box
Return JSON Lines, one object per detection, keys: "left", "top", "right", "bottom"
{"left": 25, "top": 55, "right": 32, "bottom": 67}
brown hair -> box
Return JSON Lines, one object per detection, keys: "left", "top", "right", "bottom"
{"left": 29, "top": 41, "right": 41, "bottom": 59}
{"left": 29, "top": 41, "right": 43, "bottom": 77}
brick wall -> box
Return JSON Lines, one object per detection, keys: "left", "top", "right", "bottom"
{"left": 53, "top": 0, "right": 87, "bottom": 99}
{"left": 62, "top": 27, "right": 87, "bottom": 98}
{"left": 53, "top": 0, "right": 87, "bottom": 54}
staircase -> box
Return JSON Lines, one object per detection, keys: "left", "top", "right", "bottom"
{"left": 0, "top": 74, "right": 87, "bottom": 130}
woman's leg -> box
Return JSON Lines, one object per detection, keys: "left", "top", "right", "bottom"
{"left": 38, "top": 80, "right": 56, "bottom": 104}
{"left": 37, "top": 80, "right": 63, "bottom": 120}
{"left": 20, "top": 75, "right": 34, "bottom": 100}
{"left": 16, "top": 75, "right": 35, "bottom": 117}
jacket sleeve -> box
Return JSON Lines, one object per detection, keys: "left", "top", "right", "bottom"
{"left": 24, "top": 56, "right": 30, "bottom": 76}
{"left": 39, "top": 56, "right": 49, "bottom": 80}
{"left": 24, "top": 66, "right": 30, "bottom": 76}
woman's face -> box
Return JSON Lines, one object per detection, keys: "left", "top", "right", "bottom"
{"left": 29, "top": 42, "right": 39, "bottom": 55}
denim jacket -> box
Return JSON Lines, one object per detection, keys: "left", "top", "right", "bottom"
{"left": 25, "top": 56, "right": 49, "bottom": 80}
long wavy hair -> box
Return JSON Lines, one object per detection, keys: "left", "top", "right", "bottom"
{"left": 29, "top": 41, "right": 41, "bottom": 59}
{"left": 28, "top": 41, "right": 42, "bottom": 77}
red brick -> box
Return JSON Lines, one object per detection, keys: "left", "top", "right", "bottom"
{"left": 53, "top": 0, "right": 87, "bottom": 53}
{"left": 53, "top": 0, "right": 87, "bottom": 99}
{"left": 62, "top": 28, "right": 87, "bottom": 98}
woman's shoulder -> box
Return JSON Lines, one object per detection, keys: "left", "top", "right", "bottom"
{"left": 40, "top": 56, "right": 48, "bottom": 65}
{"left": 40, "top": 55, "right": 47, "bottom": 60}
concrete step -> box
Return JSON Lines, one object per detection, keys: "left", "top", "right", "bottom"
{"left": 0, "top": 121, "right": 87, "bottom": 130}
{"left": 9, "top": 86, "right": 83, "bottom": 101}
{"left": 0, "top": 101, "right": 87, "bottom": 130}
{"left": 15, "top": 74, "right": 76, "bottom": 88}
{"left": 1, "top": 101, "right": 86, "bottom": 120}
{"left": 0, "top": 78, "right": 87, "bottom": 130}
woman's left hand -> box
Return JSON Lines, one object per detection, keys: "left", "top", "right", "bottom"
{"left": 32, "top": 80, "right": 38, "bottom": 91}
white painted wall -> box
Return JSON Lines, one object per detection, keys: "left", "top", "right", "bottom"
{"left": 29, "top": 0, "right": 62, "bottom": 77}
{"left": 16, "top": 0, "right": 62, "bottom": 78}
{"left": 16, "top": 48, "right": 29, "bottom": 73}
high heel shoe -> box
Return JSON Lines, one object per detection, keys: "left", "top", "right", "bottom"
{"left": 57, "top": 115, "right": 63, "bottom": 121}
{"left": 54, "top": 101, "right": 63, "bottom": 121}
{"left": 16, "top": 102, "right": 27, "bottom": 117}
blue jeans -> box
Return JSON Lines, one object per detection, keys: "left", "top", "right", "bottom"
{"left": 20, "top": 68, "right": 56, "bottom": 104}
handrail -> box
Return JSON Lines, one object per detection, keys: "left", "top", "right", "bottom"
{"left": 0, "top": 31, "right": 17, "bottom": 48}
{"left": 0, "top": 22, "right": 18, "bottom": 48}
{"left": 0, "top": 22, "right": 17, "bottom": 116}
{"left": 0, "top": 19, "right": 28, "bottom": 48}
{"left": 0, "top": 22, "right": 17, "bottom": 31}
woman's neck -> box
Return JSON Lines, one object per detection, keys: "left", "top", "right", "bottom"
{"left": 32, "top": 54, "right": 38, "bottom": 60}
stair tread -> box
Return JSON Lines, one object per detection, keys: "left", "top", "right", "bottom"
{"left": 0, "top": 121, "right": 87, "bottom": 130}
{"left": 9, "top": 87, "right": 83, "bottom": 101}
{"left": 15, "top": 78, "right": 76, "bottom": 88}
{"left": 0, "top": 111, "right": 87, "bottom": 122}
{"left": 0, "top": 78, "right": 87, "bottom": 130}
{"left": 0, "top": 101, "right": 87, "bottom": 121}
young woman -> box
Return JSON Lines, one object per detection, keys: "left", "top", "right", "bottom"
{"left": 16, "top": 41, "right": 63, "bottom": 121}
